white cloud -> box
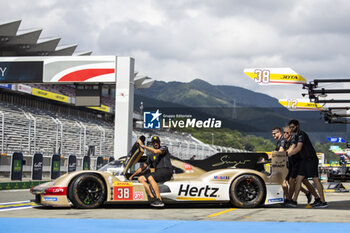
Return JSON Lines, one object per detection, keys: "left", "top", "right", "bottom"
{"left": 2, "top": 0, "right": 350, "bottom": 105}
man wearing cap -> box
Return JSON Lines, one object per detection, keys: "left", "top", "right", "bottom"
{"left": 129, "top": 136, "right": 173, "bottom": 207}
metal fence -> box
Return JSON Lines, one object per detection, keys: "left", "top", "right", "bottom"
{"left": 0, "top": 105, "right": 114, "bottom": 158}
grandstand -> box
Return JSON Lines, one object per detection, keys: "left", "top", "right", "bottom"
{"left": 0, "top": 90, "right": 245, "bottom": 159}
{"left": 0, "top": 101, "right": 114, "bottom": 157}
{"left": 0, "top": 83, "right": 246, "bottom": 179}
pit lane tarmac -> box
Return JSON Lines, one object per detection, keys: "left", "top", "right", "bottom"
{"left": 0, "top": 189, "right": 350, "bottom": 222}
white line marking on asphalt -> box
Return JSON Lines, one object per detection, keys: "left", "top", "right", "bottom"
{"left": 0, "top": 200, "right": 30, "bottom": 205}
{"left": 0, "top": 189, "right": 30, "bottom": 192}
{"left": 0, "top": 206, "right": 36, "bottom": 212}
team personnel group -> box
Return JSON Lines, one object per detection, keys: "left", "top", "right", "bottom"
{"left": 272, "top": 119, "right": 328, "bottom": 208}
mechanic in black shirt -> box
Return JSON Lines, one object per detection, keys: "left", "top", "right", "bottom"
{"left": 287, "top": 119, "right": 327, "bottom": 208}
{"left": 283, "top": 126, "right": 314, "bottom": 206}
{"left": 272, "top": 127, "right": 289, "bottom": 200}
{"left": 129, "top": 136, "right": 173, "bottom": 208}
{"left": 272, "top": 127, "right": 285, "bottom": 152}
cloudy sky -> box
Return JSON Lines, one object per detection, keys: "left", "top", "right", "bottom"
{"left": 2, "top": 0, "right": 350, "bottom": 100}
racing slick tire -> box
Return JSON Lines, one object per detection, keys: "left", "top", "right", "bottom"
{"left": 69, "top": 174, "right": 106, "bottom": 209}
{"left": 229, "top": 174, "right": 265, "bottom": 208}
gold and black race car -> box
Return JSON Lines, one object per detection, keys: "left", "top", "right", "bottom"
{"left": 31, "top": 137, "right": 288, "bottom": 208}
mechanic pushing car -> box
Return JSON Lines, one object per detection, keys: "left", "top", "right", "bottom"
{"left": 129, "top": 136, "right": 173, "bottom": 208}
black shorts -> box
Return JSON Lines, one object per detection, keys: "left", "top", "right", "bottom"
{"left": 286, "top": 156, "right": 300, "bottom": 180}
{"left": 297, "top": 158, "right": 319, "bottom": 178}
{"left": 144, "top": 168, "right": 172, "bottom": 183}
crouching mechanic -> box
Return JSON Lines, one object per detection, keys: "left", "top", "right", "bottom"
{"left": 129, "top": 136, "right": 173, "bottom": 208}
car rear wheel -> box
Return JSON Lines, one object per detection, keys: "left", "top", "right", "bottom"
{"left": 69, "top": 174, "right": 106, "bottom": 208}
{"left": 230, "top": 174, "right": 265, "bottom": 208}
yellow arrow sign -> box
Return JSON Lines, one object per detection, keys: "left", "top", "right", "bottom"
{"left": 244, "top": 68, "right": 307, "bottom": 85}
{"left": 279, "top": 98, "right": 323, "bottom": 111}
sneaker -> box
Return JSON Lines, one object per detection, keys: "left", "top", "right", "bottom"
{"left": 286, "top": 200, "right": 297, "bottom": 208}
{"left": 150, "top": 198, "right": 164, "bottom": 208}
{"left": 306, "top": 192, "right": 312, "bottom": 204}
{"left": 281, "top": 199, "right": 290, "bottom": 207}
{"left": 311, "top": 198, "right": 321, "bottom": 207}
{"left": 312, "top": 202, "right": 328, "bottom": 209}
{"left": 283, "top": 199, "right": 291, "bottom": 205}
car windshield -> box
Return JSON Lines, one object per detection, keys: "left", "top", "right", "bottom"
{"left": 98, "top": 158, "right": 145, "bottom": 177}
{"left": 98, "top": 160, "right": 124, "bottom": 175}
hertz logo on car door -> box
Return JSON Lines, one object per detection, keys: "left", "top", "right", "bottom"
{"left": 176, "top": 184, "right": 219, "bottom": 200}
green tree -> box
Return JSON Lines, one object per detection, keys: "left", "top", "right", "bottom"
{"left": 314, "top": 142, "right": 340, "bottom": 163}
{"left": 178, "top": 127, "right": 274, "bottom": 152}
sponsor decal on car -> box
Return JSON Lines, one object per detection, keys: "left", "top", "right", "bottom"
{"left": 43, "top": 197, "right": 58, "bottom": 202}
{"left": 133, "top": 191, "right": 144, "bottom": 200}
{"left": 114, "top": 182, "right": 132, "bottom": 186}
{"left": 214, "top": 176, "right": 229, "bottom": 180}
{"left": 44, "top": 187, "right": 67, "bottom": 195}
{"left": 184, "top": 164, "right": 192, "bottom": 170}
{"left": 266, "top": 198, "right": 283, "bottom": 203}
{"left": 212, "top": 155, "right": 250, "bottom": 168}
{"left": 177, "top": 184, "right": 219, "bottom": 199}
{"left": 114, "top": 182, "right": 133, "bottom": 201}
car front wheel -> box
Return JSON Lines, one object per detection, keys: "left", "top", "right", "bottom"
{"left": 230, "top": 174, "right": 265, "bottom": 208}
{"left": 69, "top": 174, "right": 106, "bottom": 208}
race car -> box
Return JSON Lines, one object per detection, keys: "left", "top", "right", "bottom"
{"left": 327, "top": 165, "right": 350, "bottom": 182}
{"left": 30, "top": 137, "right": 288, "bottom": 208}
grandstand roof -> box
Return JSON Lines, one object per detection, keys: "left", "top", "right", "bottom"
{"left": 0, "top": 19, "right": 91, "bottom": 56}
{"left": 134, "top": 75, "right": 155, "bottom": 89}
{"left": 0, "top": 19, "right": 153, "bottom": 89}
